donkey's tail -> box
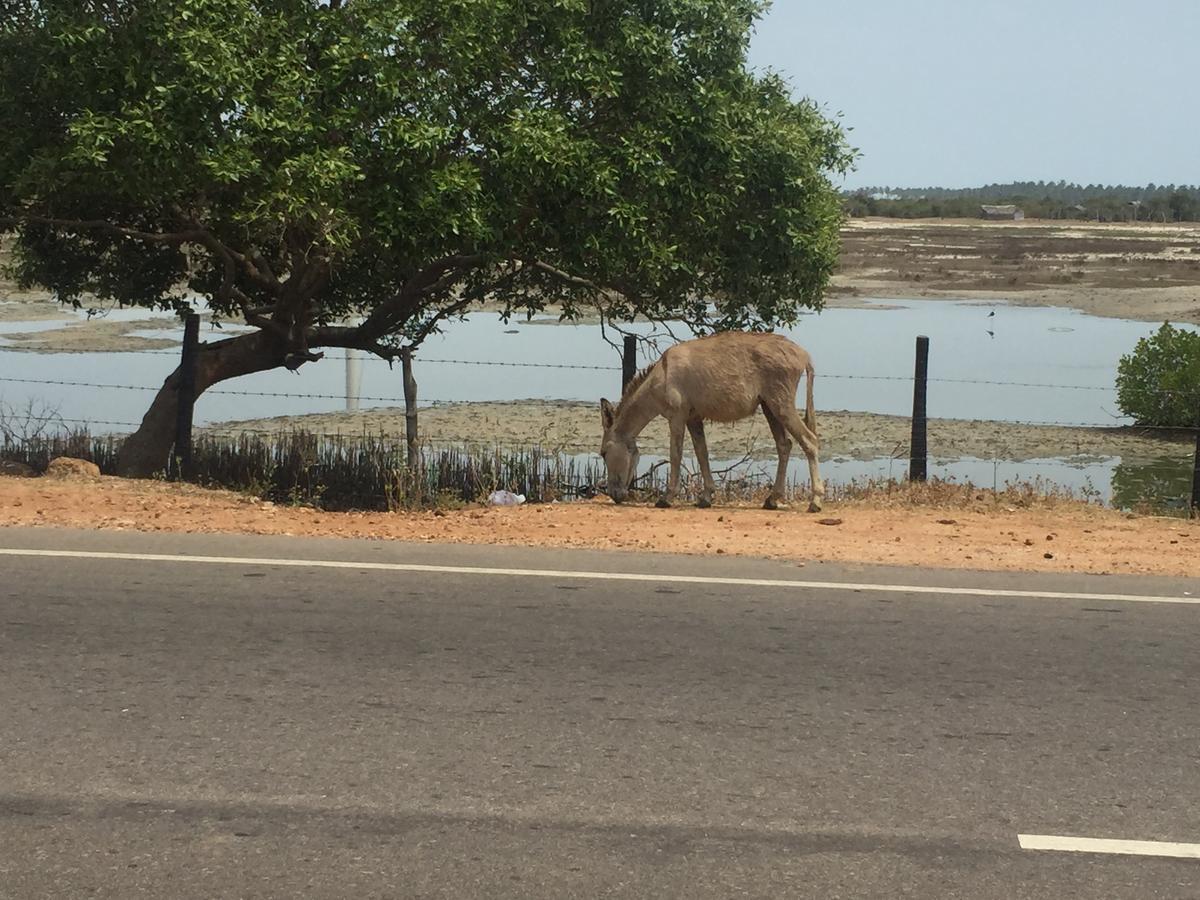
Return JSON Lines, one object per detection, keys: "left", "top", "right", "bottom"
{"left": 804, "top": 361, "right": 817, "bottom": 434}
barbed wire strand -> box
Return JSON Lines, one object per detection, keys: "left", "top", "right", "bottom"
{"left": 0, "top": 376, "right": 580, "bottom": 405}
{"left": 5, "top": 343, "right": 1198, "bottom": 397}
{"left": 4, "top": 371, "right": 1196, "bottom": 408}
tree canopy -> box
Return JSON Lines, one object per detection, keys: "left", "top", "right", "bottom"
{"left": 1116, "top": 323, "right": 1200, "bottom": 428}
{"left": 0, "top": 0, "right": 854, "bottom": 473}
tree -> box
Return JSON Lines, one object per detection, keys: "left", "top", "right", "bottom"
{"left": 1169, "top": 191, "right": 1197, "bottom": 222}
{"left": 0, "top": 0, "right": 854, "bottom": 476}
{"left": 1116, "top": 324, "right": 1200, "bottom": 428}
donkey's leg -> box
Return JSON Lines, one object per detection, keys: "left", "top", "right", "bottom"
{"left": 774, "top": 403, "right": 824, "bottom": 513}
{"left": 657, "top": 419, "right": 686, "bottom": 508}
{"left": 687, "top": 419, "right": 716, "bottom": 508}
{"left": 760, "top": 403, "right": 793, "bottom": 510}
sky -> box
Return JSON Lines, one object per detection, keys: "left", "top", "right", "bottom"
{"left": 747, "top": 0, "right": 1199, "bottom": 189}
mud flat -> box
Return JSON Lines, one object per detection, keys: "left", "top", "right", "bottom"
{"left": 5, "top": 218, "right": 1198, "bottom": 355}
{"left": 835, "top": 218, "right": 1200, "bottom": 324}
{"left": 204, "top": 400, "right": 1194, "bottom": 464}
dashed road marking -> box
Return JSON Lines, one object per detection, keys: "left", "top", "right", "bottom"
{"left": 1019, "top": 834, "right": 1200, "bottom": 859}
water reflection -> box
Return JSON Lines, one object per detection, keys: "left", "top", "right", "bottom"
{"left": 651, "top": 452, "right": 1194, "bottom": 510}
{"left": 1110, "top": 456, "right": 1193, "bottom": 511}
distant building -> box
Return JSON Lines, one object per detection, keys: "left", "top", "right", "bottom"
{"left": 980, "top": 204, "right": 1025, "bottom": 221}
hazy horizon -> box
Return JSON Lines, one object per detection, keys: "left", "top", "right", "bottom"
{"left": 747, "top": 0, "right": 1199, "bottom": 190}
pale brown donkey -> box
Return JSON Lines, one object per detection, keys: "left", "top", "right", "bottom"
{"left": 599, "top": 331, "right": 823, "bottom": 511}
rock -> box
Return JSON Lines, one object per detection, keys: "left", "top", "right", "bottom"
{"left": 44, "top": 457, "right": 101, "bottom": 479}
{"left": 0, "top": 459, "right": 37, "bottom": 478}
{"left": 936, "top": 518, "right": 957, "bottom": 525}
{"left": 1044, "top": 552, "right": 1054, "bottom": 560}
{"left": 817, "top": 518, "right": 843, "bottom": 526}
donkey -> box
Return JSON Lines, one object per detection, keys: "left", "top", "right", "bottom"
{"left": 599, "top": 331, "right": 824, "bottom": 512}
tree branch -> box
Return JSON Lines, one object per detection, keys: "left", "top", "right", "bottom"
{"left": 526, "top": 258, "right": 616, "bottom": 298}
{"left": 357, "top": 253, "right": 494, "bottom": 342}
{"left": 4, "top": 210, "right": 283, "bottom": 296}
{"left": 230, "top": 285, "right": 291, "bottom": 341}
{"left": 309, "top": 326, "right": 404, "bottom": 363}
{"left": 169, "top": 205, "right": 280, "bottom": 294}
{"left": 2, "top": 213, "right": 205, "bottom": 245}
{"left": 310, "top": 262, "right": 524, "bottom": 362}
{"left": 405, "top": 265, "right": 524, "bottom": 348}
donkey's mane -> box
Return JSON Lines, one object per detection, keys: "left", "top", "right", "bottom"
{"left": 616, "top": 358, "right": 661, "bottom": 414}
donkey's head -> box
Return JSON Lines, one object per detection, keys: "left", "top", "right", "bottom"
{"left": 600, "top": 398, "right": 639, "bottom": 503}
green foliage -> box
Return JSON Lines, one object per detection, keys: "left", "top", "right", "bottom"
{"left": 845, "top": 182, "right": 1200, "bottom": 222}
{"left": 1116, "top": 323, "right": 1200, "bottom": 427}
{"left": 0, "top": 0, "right": 855, "bottom": 350}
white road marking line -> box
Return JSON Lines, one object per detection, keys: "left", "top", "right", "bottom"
{"left": 0, "top": 547, "right": 1195, "bottom": 605}
{"left": 1019, "top": 834, "right": 1200, "bottom": 859}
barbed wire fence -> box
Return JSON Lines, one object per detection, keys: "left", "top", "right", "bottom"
{"left": 2, "top": 325, "right": 1198, "bottom": 513}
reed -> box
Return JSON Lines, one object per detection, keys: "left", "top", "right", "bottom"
{"left": 185, "top": 431, "right": 608, "bottom": 510}
{"left": 2, "top": 428, "right": 1187, "bottom": 516}
{"left": 0, "top": 431, "right": 120, "bottom": 472}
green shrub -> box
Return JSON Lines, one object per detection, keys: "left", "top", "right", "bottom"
{"left": 1116, "top": 323, "right": 1200, "bottom": 427}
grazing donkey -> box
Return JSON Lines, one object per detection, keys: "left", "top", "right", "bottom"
{"left": 599, "top": 331, "right": 823, "bottom": 511}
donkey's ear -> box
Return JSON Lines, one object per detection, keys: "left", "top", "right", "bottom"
{"left": 600, "top": 398, "right": 616, "bottom": 430}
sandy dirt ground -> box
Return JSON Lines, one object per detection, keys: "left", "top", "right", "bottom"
{"left": 206, "top": 400, "right": 1194, "bottom": 464}
{"left": 1, "top": 473, "right": 1196, "bottom": 578}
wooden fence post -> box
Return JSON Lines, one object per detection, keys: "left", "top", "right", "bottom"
{"left": 1191, "top": 410, "right": 1200, "bottom": 518}
{"left": 172, "top": 311, "right": 200, "bottom": 481}
{"left": 622, "top": 334, "right": 637, "bottom": 390}
{"left": 910, "top": 335, "right": 929, "bottom": 482}
{"left": 401, "top": 348, "right": 419, "bottom": 471}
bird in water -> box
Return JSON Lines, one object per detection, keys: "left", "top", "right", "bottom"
{"left": 987, "top": 310, "right": 996, "bottom": 318}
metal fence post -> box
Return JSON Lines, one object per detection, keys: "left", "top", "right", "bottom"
{"left": 910, "top": 335, "right": 929, "bottom": 482}
{"left": 173, "top": 312, "right": 200, "bottom": 481}
{"left": 622, "top": 335, "right": 637, "bottom": 390}
{"left": 402, "top": 348, "right": 419, "bottom": 471}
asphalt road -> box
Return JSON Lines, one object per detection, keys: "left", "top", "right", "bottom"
{"left": 1, "top": 527, "right": 1198, "bottom": 899}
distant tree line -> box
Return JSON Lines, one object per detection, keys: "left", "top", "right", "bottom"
{"left": 844, "top": 181, "right": 1200, "bottom": 222}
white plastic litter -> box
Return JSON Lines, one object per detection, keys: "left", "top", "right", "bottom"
{"left": 488, "top": 490, "right": 526, "bottom": 506}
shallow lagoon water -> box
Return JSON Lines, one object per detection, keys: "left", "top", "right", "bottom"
{"left": 0, "top": 298, "right": 1194, "bottom": 507}
{"left": 606, "top": 451, "right": 1190, "bottom": 509}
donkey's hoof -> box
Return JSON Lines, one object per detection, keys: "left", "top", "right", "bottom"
{"left": 763, "top": 497, "right": 784, "bottom": 511}
{"left": 807, "top": 500, "right": 823, "bottom": 513}
{"left": 696, "top": 498, "right": 712, "bottom": 509}
{"left": 655, "top": 498, "right": 672, "bottom": 509}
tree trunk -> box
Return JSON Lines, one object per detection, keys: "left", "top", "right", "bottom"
{"left": 115, "top": 330, "right": 287, "bottom": 477}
